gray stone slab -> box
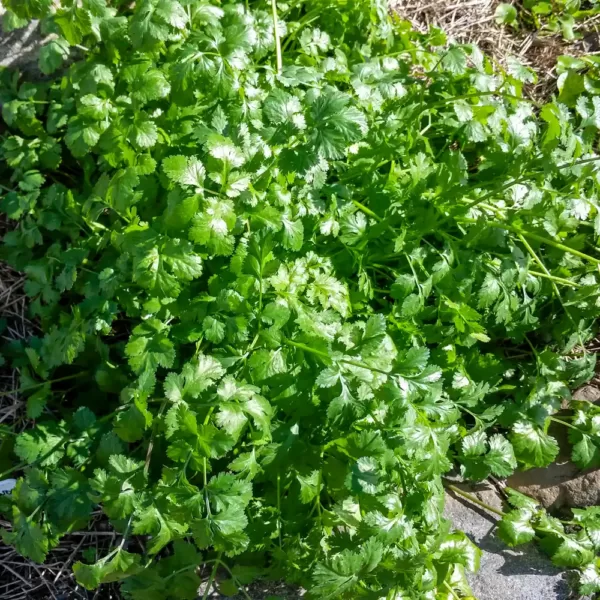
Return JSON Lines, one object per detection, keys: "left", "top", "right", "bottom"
{"left": 0, "top": 8, "right": 47, "bottom": 72}
{"left": 444, "top": 492, "right": 570, "bottom": 600}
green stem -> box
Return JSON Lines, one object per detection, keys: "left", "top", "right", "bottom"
{"left": 443, "top": 581, "right": 461, "bottom": 600}
{"left": 315, "top": 463, "right": 323, "bottom": 523}
{"left": 557, "top": 155, "right": 600, "bottom": 170}
{"left": 446, "top": 484, "right": 505, "bottom": 517}
{"left": 477, "top": 221, "right": 600, "bottom": 265}
{"left": 283, "top": 338, "right": 390, "bottom": 375}
{"left": 0, "top": 371, "right": 89, "bottom": 398}
{"left": 351, "top": 199, "right": 396, "bottom": 235}
{"left": 459, "top": 176, "right": 533, "bottom": 213}
{"left": 201, "top": 552, "right": 222, "bottom": 600}
{"left": 281, "top": 8, "right": 321, "bottom": 51}
{"left": 549, "top": 416, "right": 580, "bottom": 432}
{"left": 271, "top": 0, "right": 283, "bottom": 74}
{"left": 214, "top": 559, "right": 253, "bottom": 600}
{"left": 518, "top": 233, "right": 583, "bottom": 349}
{"left": 430, "top": 90, "right": 533, "bottom": 108}
{"left": 277, "top": 472, "right": 283, "bottom": 550}
{"left": 144, "top": 400, "right": 167, "bottom": 476}
{"left": 528, "top": 270, "right": 581, "bottom": 288}
{"left": 0, "top": 407, "right": 119, "bottom": 480}
{"left": 351, "top": 199, "right": 382, "bottom": 222}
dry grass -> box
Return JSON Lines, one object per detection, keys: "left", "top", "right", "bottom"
{"left": 392, "top": 0, "right": 599, "bottom": 100}
{"left": 0, "top": 262, "right": 32, "bottom": 431}
{"left": 0, "top": 538, "right": 100, "bottom": 600}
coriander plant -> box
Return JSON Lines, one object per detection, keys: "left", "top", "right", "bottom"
{"left": 1, "top": 0, "right": 600, "bottom": 597}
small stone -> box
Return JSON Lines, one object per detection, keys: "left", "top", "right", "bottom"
{"left": 508, "top": 463, "right": 600, "bottom": 510}
{"left": 573, "top": 385, "right": 600, "bottom": 403}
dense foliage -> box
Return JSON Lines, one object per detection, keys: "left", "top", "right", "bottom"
{"left": 2, "top": 0, "right": 600, "bottom": 597}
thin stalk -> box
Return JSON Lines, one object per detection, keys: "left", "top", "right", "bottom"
{"left": 443, "top": 581, "right": 461, "bottom": 600}
{"left": 315, "top": 465, "right": 323, "bottom": 523}
{"left": 528, "top": 270, "right": 582, "bottom": 288}
{"left": 145, "top": 400, "right": 167, "bottom": 476}
{"left": 271, "top": 0, "right": 283, "bottom": 74}
{"left": 474, "top": 221, "right": 600, "bottom": 265}
{"left": 201, "top": 552, "right": 222, "bottom": 600}
{"left": 518, "top": 233, "right": 583, "bottom": 349}
{"left": 430, "top": 90, "right": 534, "bottom": 108}
{"left": 283, "top": 338, "right": 390, "bottom": 375}
{"left": 281, "top": 11, "right": 320, "bottom": 51}
{"left": 549, "top": 416, "right": 580, "bottom": 432}
{"left": 213, "top": 559, "right": 253, "bottom": 600}
{"left": 0, "top": 371, "right": 89, "bottom": 398}
{"left": 446, "top": 484, "right": 504, "bottom": 517}
{"left": 351, "top": 199, "right": 396, "bottom": 235}
{"left": 351, "top": 199, "right": 382, "bottom": 222}
{"left": 117, "top": 515, "right": 134, "bottom": 552}
{"left": 557, "top": 155, "right": 600, "bottom": 170}
{"left": 459, "top": 176, "right": 533, "bottom": 214}
{"left": 0, "top": 408, "right": 120, "bottom": 479}
{"left": 277, "top": 472, "right": 283, "bottom": 550}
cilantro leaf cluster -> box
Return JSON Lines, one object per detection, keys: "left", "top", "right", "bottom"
{"left": 2, "top": 0, "right": 600, "bottom": 597}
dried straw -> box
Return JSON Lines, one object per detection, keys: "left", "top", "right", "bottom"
{"left": 391, "top": 0, "right": 598, "bottom": 100}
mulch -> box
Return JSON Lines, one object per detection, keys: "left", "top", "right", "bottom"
{"left": 393, "top": 0, "right": 600, "bottom": 100}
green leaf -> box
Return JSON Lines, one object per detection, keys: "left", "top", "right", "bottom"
{"left": 509, "top": 421, "right": 559, "bottom": 468}
{"left": 202, "top": 316, "right": 225, "bottom": 344}
{"left": 442, "top": 46, "right": 467, "bottom": 75}
{"left": 551, "top": 536, "right": 595, "bottom": 568}
{"left": 309, "top": 89, "right": 366, "bottom": 159}
{"left": 191, "top": 504, "right": 249, "bottom": 555}
{"left": 164, "top": 354, "right": 225, "bottom": 402}
{"left": 498, "top": 510, "right": 536, "bottom": 546}
{"left": 281, "top": 214, "right": 304, "bottom": 252}
{"left": 125, "top": 319, "right": 176, "bottom": 388}
{"left": 485, "top": 434, "right": 517, "bottom": 477}
{"left": 130, "top": 117, "right": 158, "bottom": 149}
{"left": 462, "top": 430, "right": 487, "bottom": 457}
{"left": 189, "top": 198, "right": 236, "bottom": 256}
{"left": 495, "top": 3, "right": 518, "bottom": 25}
{"left": 163, "top": 155, "right": 205, "bottom": 188}
{"left": 310, "top": 552, "right": 362, "bottom": 599}
{"left": 133, "top": 237, "right": 203, "bottom": 297}
{"left": 133, "top": 501, "right": 188, "bottom": 554}
{"left": 579, "top": 562, "right": 600, "bottom": 595}
{"left": 74, "top": 549, "right": 142, "bottom": 589}
{"left": 570, "top": 430, "right": 600, "bottom": 469}
{"left": 437, "top": 532, "right": 481, "bottom": 572}
{"left": 65, "top": 117, "right": 102, "bottom": 157}
{"left": 39, "top": 38, "right": 70, "bottom": 75}
{"left": 297, "top": 470, "right": 322, "bottom": 504}
{"left": 130, "top": 0, "right": 188, "bottom": 49}
{"left": 26, "top": 384, "right": 50, "bottom": 419}
{"left": 345, "top": 457, "right": 379, "bottom": 495}
{"left": 14, "top": 423, "right": 65, "bottom": 467}
{"left": 558, "top": 70, "right": 585, "bottom": 106}
{"left": 1, "top": 508, "right": 49, "bottom": 562}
